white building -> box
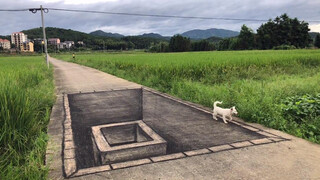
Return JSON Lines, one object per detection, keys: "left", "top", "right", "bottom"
{"left": 59, "top": 41, "right": 74, "bottom": 49}
{"left": 48, "top": 38, "right": 60, "bottom": 45}
{"left": 11, "top": 32, "right": 27, "bottom": 48}
{"left": 0, "top": 39, "right": 11, "bottom": 49}
{"left": 64, "top": 41, "right": 74, "bottom": 47}
{"left": 77, "top": 41, "right": 84, "bottom": 45}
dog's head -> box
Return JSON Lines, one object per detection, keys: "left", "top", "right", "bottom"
{"left": 231, "top": 106, "right": 238, "bottom": 115}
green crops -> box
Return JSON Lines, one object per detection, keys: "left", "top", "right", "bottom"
{"left": 0, "top": 56, "right": 55, "bottom": 180}
{"left": 55, "top": 49, "right": 320, "bottom": 143}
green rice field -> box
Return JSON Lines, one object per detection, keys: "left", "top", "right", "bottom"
{"left": 0, "top": 56, "right": 55, "bottom": 179}
{"left": 55, "top": 50, "right": 320, "bottom": 144}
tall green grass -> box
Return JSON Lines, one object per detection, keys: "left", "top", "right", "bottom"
{"left": 0, "top": 56, "right": 55, "bottom": 179}
{"left": 55, "top": 50, "right": 320, "bottom": 143}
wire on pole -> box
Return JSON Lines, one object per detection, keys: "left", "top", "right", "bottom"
{"left": 29, "top": 6, "right": 49, "bottom": 68}
{"left": 46, "top": 8, "right": 320, "bottom": 23}
{"left": 0, "top": 7, "right": 319, "bottom": 23}
{"left": 0, "top": 9, "right": 29, "bottom": 12}
{"left": 28, "top": 8, "right": 49, "bottom": 13}
{"left": 47, "top": 8, "right": 269, "bottom": 22}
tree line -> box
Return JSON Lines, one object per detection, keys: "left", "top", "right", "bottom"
{"left": 149, "top": 36, "right": 215, "bottom": 52}
{"left": 217, "top": 14, "right": 312, "bottom": 51}
{"left": 2, "top": 13, "right": 320, "bottom": 53}
{"left": 150, "top": 13, "right": 319, "bottom": 53}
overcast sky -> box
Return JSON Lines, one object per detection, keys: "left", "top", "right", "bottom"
{"left": 0, "top": 0, "right": 319, "bottom": 36}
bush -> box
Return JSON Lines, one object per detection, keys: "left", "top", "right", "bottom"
{"left": 281, "top": 94, "right": 320, "bottom": 142}
{"left": 149, "top": 42, "right": 169, "bottom": 53}
{"left": 281, "top": 94, "right": 320, "bottom": 122}
{"left": 273, "top": 44, "right": 297, "bottom": 50}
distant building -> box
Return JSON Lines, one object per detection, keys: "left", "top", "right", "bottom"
{"left": 58, "top": 42, "right": 67, "bottom": 49}
{"left": 65, "top": 41, "right": 74, "bottom": 47}
{"left": 48, "top": 38, "right": 60, "bottom": 45}
{"left": 11, "top": 32, "right": 27, "bottom": 48}
{"left": 59, "top": 41, "right": 74, "bottom": 49}
{"left": 33, "top": 38, "right": 44, "bottom": 44}
{"left": 0, "top": 39, "right": 11, "bottom": 49}
{"left": 20, "top": 41, "right": 34, "bottom": 52}
{"left": 77, "top": 41, "right": 84, "bottom": 45}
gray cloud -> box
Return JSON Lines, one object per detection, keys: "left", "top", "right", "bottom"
{"left": 0, "top": 0, "right": 319, "bottom": 36}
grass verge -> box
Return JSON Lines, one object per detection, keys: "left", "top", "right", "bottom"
{"left": 0, "top": 56, "right": 55, "bottom": 179}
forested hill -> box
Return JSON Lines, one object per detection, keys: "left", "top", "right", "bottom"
{"left": 181, "top": 28, "right": 240, "bottom": 39}
{"left": 90, "top": 30, "right": 170, "bottom": 40}
{"left": 90, "top": 30, "right": 124, "bottom": 38}
{"left": 206, "top": 36, "right": 223, "bottom": 43}
{"left": 19, "top": 27, "right": 171, "bottom": 50}
{"left": 138, "top": 33, "right": 170, "bottom": 40}
{"left": 90, "top": 29, "right": 237, "bottom": 40}
{"left": 22, "top": 27, "right": 114, "bottom": 42}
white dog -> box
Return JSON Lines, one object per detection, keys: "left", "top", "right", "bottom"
{"left": 212, "top": 101, "right": 238, "bottom": 124}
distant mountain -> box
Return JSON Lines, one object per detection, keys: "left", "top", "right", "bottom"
{"left": 182, "top": 28, "right": 239, "bottom": 39}
{"left": 20, "top": 27, "right": 124, "bottom": 51}
{"left": 309, "top": 32, "right": 320, "bottom": 40}
{"left": 138, "top": 33, "right": 170, "bottom": 40}
{"left": 90, "top": 30, "right": 170, "bottom": 40}
{"left": 122, "top": 36, "right": 168, "bottom": 49}
{"left": 90, "top": 30, "right": 124, "bottom": 38}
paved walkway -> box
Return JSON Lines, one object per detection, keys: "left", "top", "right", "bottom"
{"left": 47, "top": 57, "right": 320, "bottom": 180}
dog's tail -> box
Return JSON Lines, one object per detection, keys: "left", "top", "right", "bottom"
{"left": 213, "top": 101, "right": 223, "bottom": 108}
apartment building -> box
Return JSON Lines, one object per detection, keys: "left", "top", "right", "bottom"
{"left": 0, "top": 39, "right": 11, "bottom": 49}
{"left": 11, "top": 32, "right": 35, "bottom": 52}
{"left": 11, "top": 32, "right": 27, "bottom": 47}
{"left": 20, "top": 41, "right": 34, "bottom": 52}
{"left": 48, "top": 38, "right": 60, "bottom": 45}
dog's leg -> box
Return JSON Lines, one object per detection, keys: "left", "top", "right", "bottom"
{"left": 222, "top": 115, "right": 228, "bottom": 124}
{"left": 212, "top": 112, "right": 218, "bottom": 120}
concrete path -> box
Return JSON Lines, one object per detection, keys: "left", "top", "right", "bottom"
{"left": 47, "top": 57, "right": 320, "bottom": 180}
{"left": 50, "top": 57, "right": 140, "bottom": 94}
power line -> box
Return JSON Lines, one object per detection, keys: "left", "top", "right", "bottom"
{"left": 47, "top": 8, "right": 269, "bottom": 22}
{"left": 46, "top": 8, "right": 320, "bottom": 23}
{"left": 1, "top": 7, "right": 320, "bottom": 23}
{"left": 0, "top": 8, "right": 29, "bottom": 12}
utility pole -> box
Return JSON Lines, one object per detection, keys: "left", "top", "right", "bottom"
{"left": 41, "top": 40, "right": 44, "bottom": 54}
{"left": 40, "top": 5, "right": 49, "bottom": 68}
{"left": 29, "top": 6, "right": 49, "bottom": 68}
